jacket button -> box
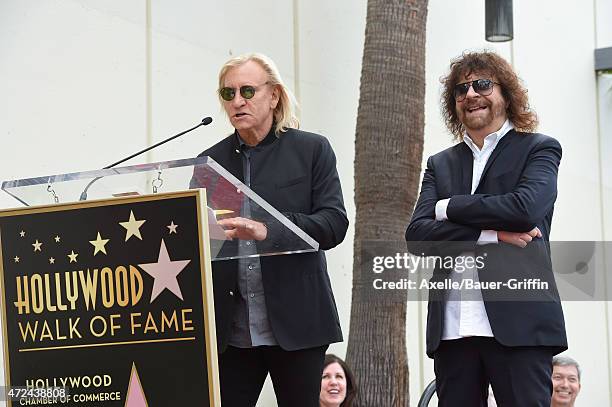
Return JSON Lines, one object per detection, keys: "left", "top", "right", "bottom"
{"left": 229, "top": 290, "right": 234, "bottom": 296}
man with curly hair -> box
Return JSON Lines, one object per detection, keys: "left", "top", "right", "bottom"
{"left": 406, "top": 51, "right": 567, "bottom": 406}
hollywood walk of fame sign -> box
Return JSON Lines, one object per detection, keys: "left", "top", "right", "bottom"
{"left": 0, "top": 190, "right": 219, "bottom": 406}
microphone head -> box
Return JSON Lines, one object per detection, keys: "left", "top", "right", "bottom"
{"left": 201, "top": 117, "right": 213, "bottom": 125}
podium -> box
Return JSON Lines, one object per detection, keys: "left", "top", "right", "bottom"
{"left": 0, "top": 157, "right": 318, "bottom": 406}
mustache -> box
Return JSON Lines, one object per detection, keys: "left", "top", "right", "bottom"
{"left": 464, "top": 100, "right": 490, "bottom": 109}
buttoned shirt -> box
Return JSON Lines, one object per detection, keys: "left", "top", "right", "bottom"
{"left": 435, "top": 119, "right": 514, "bottom": 339}
{"left": 228, "top": 133, "right": 278, "bottom": 347}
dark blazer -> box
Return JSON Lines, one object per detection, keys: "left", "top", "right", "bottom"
{"left": 192, "top": 127, "right": 348, "bottom": 352}
{"left": 405, "top": 129, "right": 567, "bottom": 357}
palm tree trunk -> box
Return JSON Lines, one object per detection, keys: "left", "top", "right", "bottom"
{"left": 346, "top": 1, "right": 428, "bottom": 406}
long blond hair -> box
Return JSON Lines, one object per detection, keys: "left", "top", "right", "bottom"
{"left": 218, "top": 53, "right": 299, "bottom": 134}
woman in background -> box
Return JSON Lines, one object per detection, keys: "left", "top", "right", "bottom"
{"left": 320, "top": 354, "right": 357, "bottom": 407}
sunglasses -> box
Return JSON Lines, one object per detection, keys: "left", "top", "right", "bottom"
{"left": 219, "top": 82, "right": 269, "bottom": 101}
{"left": 453, "top": 79, "right": 499, "bottom": 102}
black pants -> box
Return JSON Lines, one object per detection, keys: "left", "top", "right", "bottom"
{"left": 219, "top": 345, "right": 328, "bottom": 407}
{"left": 434, "top": 337, "right": 554, "bottom": 407}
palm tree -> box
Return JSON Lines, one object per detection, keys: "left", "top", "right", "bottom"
{"left": 346, "top": 0, "right": 428, "bottom": 406}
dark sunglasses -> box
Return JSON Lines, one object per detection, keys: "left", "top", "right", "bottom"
{"left": 219, "top": 82, "right": 269, "bottom": 101}
{"left": 453, "top": 79, "right": 499, "bottom": 102}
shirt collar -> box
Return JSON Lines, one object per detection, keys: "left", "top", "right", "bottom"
{"left": 462, "top": 119, "right": 514, "bottom": 154}
{"left": 235, "top": 125, "right": 278, "bottom": 151}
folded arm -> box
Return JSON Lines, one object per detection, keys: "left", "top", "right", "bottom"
{"left": 446, "top": 137, "right": 561, "bottom": 232}
{"left": 405, "top": 156, "right": 482, "bottom": 257}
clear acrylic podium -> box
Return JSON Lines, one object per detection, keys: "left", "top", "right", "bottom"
{"left": 1, "top": 156, "right": 319, "bottom": 261}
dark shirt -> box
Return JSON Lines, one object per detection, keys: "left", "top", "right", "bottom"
{"left": 228, "top": 132, "right": 277, "bottom": 347}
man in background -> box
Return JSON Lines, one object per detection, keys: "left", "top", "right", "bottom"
{"left": 551, "top": 356, "right": 581, "bottom": 407}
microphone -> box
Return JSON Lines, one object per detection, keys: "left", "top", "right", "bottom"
{"left": 79, "top": 117, "right": 213, "bottom": 201}
{"left": 104, "top": 117, "right": 213, "bottom": 169}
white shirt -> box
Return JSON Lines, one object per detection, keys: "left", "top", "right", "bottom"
{"left": 435, "top": 119, "right": 514, "bottom": 340}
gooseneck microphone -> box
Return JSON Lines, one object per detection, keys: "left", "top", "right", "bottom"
{"left": 78, "top": 117, "right": 213, "bottom": 201}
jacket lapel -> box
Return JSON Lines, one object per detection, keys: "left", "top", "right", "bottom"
{"left": 219, "top": 133, "right": 244, "bottom": 182}
{"left": 457, "top": 143, "right": 473, "bottom": 194}
{"left": 474, "top": 129, "right": 517, "bottom": 193}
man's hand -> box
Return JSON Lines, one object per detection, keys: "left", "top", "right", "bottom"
{"left": 497, "top": 227, "right": 542, "bottom": 248}
{"left": 217, "top": 217, "right": 268, "bottom": 241}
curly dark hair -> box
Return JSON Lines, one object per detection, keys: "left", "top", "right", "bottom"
{"left": 440, "top": 50, "right": 538, "bottom": 139}
{"left": 322, "top": 354, "right": 358, "bottom": 407}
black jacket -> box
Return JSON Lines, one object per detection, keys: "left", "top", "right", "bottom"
{"left": 192, "top": 127, "right": 348, "bottom": 352}
{"left": 406, "top": 130, "right": 567, "bottom": 356}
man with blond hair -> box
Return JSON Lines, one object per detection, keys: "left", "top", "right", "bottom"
{"left": 192, "top": 53, "right": 348, "bottom": 407}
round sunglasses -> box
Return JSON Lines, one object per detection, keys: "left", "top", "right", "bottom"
{"left": 453, "top": 79, "right": 500, "bottom": 102}
{"left": 219, "top": 82, "right": 269, "bottom": 101}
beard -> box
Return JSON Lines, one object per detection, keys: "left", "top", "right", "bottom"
{"left": 458, "top": 98, "right": 506, "bottom": 133}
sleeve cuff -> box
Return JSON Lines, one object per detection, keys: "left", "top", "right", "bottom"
{"left": 477, "top": 230, "right": 498, "bottom": 245}
{"left": 435, "top": 198, "right": 450, "bottom": 221}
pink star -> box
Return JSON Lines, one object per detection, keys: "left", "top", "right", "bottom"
{"left": 125, "top": 363, "right": 148, "bottom": 407}
{"left": 139, "top": 239, "right": 190, "bottom": 303}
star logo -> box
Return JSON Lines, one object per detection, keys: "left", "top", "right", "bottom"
{"left": 54, "top": 235, "right": 61, "bottom": 243}
{"left": 32, "top": 240, "right": 42, "bottom": 252}
{"left": 68, "top": 250, "right": 78, "bottom": 263}
{"left": 89, "top": 232, "right": 110, "bottom": 256}
{"left": 49, "top": 257, "right": 55, "bottom": 264}
{"left": 14, "top": 256, "right": 19, "bottom": 263}
{"left": 139, "top": 239, "right": 190, "bottom": 303}
{"left": 119, "top": 210, "right": 146, "bottom": 241}
{"left": 19, "top": 231, "right": 25, "bottom": 237}
{"left": 167, "top": 221, "right": 178, "bottom": 234}
{"left": 125, "top": 363, "right": 148, "bottom": 407}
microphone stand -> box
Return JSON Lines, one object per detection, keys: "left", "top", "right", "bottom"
{"left": 79, "top": 117, "right": 212, "bottom": 201}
